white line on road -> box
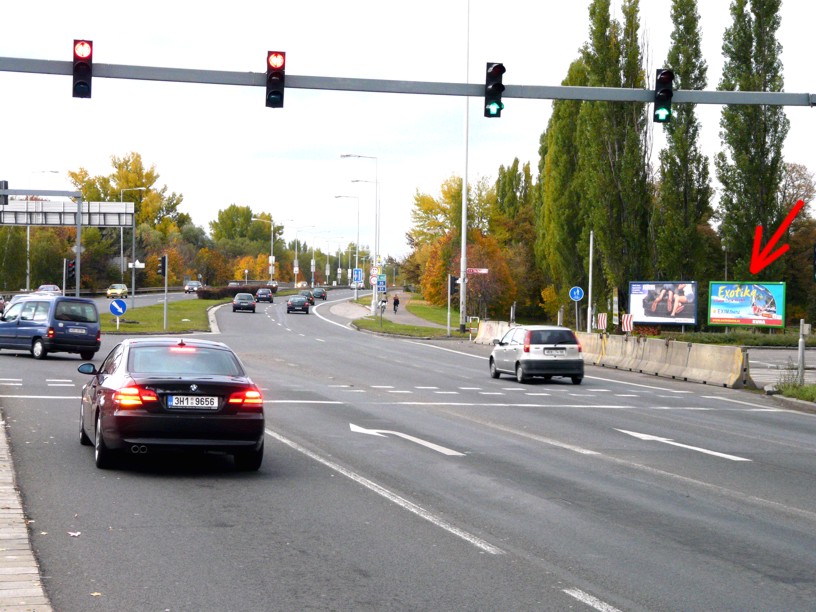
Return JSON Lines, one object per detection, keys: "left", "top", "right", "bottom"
{"left": 587, "top": 375, "right": 692, "bottom": 393}
{"left": 265, "top": 428, "right": 503, "bottom": 554}
{"left": 563, "top": 588, "right": 621, "bottom": 612}
{"left": 616, "top": 429, "right": 752, "bottom": 461}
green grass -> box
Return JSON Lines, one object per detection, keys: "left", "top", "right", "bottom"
{"left": 100, "top": 298, "right": 229, "bottom": 333}
{"left": 353, "top": 315, "right": 469, "bottom": 338}
{"left": 406, "top": 300, "right": 460, "bottom": 326}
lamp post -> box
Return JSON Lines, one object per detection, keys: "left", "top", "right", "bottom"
{"left": 120, "top": 187, "right": 146, "bottom": 283}
{"left": 292, "top": 225, "right": 315, "bottom": 287}
{"left": 342, "top": 153, "right": 378, "bottom": 312}
{"left": 335, "top": 195, "right": 360, "bottom": 299}
{"left": 252, "top": 217, "right": 277, "bottom": 281}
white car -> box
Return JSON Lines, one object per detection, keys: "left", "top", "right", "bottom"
{"left": 489, "top": 325, "right": 584, "bottom": 384}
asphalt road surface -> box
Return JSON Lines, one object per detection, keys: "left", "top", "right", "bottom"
{"left": 2, "top": 290, "right": 815, "bottom": 611}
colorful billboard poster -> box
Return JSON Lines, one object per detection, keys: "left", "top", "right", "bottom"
{"left": 628, "top": 281, "right": 698, "bottom": 326}
{"left": 708, "top": 282, "right": 786, "bottom": 328}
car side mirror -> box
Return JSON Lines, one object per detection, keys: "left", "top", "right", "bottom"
{"left": 78, "top": 363, "right": 98, "bottom": 375}
{"left": 492, "top": 338, "right": 501, "bottom": 345}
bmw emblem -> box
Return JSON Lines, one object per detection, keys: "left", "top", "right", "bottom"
{"left": 190, "top": 384, "right": 198, "bottom": 392}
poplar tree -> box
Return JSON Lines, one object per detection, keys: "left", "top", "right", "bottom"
{"left": 655, "top": 0, "right": 712, "bottom": 281}
{"left": 715, "top": 0, "right": 789, "bottom": 280}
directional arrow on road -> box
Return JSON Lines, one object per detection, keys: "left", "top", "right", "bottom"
{"left": 350, "top": 423, "right": 465, "bottom": 456}
{"left": 616, "top": 429, "right": 751, "bottom": 462}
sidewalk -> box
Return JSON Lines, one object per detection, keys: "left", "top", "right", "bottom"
{"left": 0, "top": 418, "right": 52, "bottom": 611}
{"left": 330, "top": 294, "right": 446, "bottom": 329}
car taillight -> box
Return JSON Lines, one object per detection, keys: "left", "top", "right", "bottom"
{"left": 523, "top": 331, "right": 531, "bottom": 353}
{"left": 113, "top": 385, "right": 159, "bottom": 408}
{"left": 572, "top": 332, "right": 582, "bottom": 353}
{"left": 47, "top": 327, "right": 55, "bottom": 339}
{"left": 228, "top": 387, "right": 263, "bottom": 410}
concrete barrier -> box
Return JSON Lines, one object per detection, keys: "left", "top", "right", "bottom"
{"left": 576, "top": 332, "right": 755, "bottom": 389}
{"left": 473, "top": 320, "right": 512, "bottom": 345}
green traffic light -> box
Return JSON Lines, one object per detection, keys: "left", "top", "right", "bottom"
{"left": 486, "top": 101, "right": 504, "bottom": 116}
{"left": 654, "top": 107, "right": 671, "bottom": 122}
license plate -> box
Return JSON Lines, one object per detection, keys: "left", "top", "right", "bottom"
{"left": 544, "top": 349, "right": 565, "bottom": 355}
{"left": 168, "top": 395, "right": 218, "bottom": 409}
{"left": 68, "top": 327, "right": 87, "bottom": 334}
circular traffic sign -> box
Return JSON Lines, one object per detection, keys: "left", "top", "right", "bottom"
{"left": 110, "top": 299, "right": 128, "bottom": 316}
{"left": 569, "top": 286, "right": 584, "bottom": 302}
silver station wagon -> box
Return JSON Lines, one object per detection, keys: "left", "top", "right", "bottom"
{"left": 489, "top": 325, "right": 584, "bottom": 385}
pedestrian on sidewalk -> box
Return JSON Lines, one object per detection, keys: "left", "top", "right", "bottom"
{"left": 393, "top": 294, "right": 400, "bottom": 314}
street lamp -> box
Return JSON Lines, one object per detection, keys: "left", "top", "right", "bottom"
{"left": 335, "top": 195, "right": 360, "bottom": 299}
{"left": 342, "top": 153, "right": 378, "bottom": 312}
{"left": 251, "top": 217, "right": 277, "bottom": 281}
{"left": 292, "top": 225, "right": 315, "bottom": 287}
{"left": 120, "top": 187, "right": 146, "bottom": 283}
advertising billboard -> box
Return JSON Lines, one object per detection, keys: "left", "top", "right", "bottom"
{"left": 708, "top": 282, "right": 785, "bottom": 328}
{"left": 628, "top": 282, "right": 698, "bottom": 326}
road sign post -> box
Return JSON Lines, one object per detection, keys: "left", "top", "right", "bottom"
{"left": 569, "top": 286, "right": 584, "bottom": 332}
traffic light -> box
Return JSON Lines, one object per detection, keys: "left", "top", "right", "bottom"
{"left": 484, "top": 62, "right": 506, "bottom": 118}
{"left": 0, "top": 180, "right": 7, "bottom": 206}
{"left": 72, "top": 39, "right": 93, "bottom": 98}
{"left": 653, "top": 68, "right": 675, "bottom": 123}
{"left": 66, "top": 259, "right": 76, "bottom": 281}
{"left": 157, "top": 255, "right": 167, "bottom": 277}
{"left": 449, "top": 275, "right": 460, "bottom": 294}
{"left": 266, "top": 51, "right": 286, "bottom": 108}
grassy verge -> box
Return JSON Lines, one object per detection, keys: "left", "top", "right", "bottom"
{"left": 353, "top": 315, "right": 470, "bottom": 338}
{"left": 100, "top": 298, "right": 229, "bottom": 333}
{"left": 774, "top": 367, "right": 816, "bottom": 402}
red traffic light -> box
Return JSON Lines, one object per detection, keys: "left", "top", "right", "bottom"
{"left": 74, "top": 40, "right": 92, "bottom": 60}
{"left": 268, "top": 52, "right": 285, "bottom": 70}
{"left": 266, "top": 51, "right": 286, "bottom": 108}
{"left": 72, "top": 39, "right": 93, "bottom": 98}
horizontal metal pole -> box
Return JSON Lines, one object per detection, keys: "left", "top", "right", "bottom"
{"left": 0, "top": 56, "right": 813, "bottom": 106}
{"left": 0, "top": 188, "right": 81, "bottom": 198}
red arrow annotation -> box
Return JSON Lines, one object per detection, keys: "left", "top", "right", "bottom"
{"left": 749, "top": 199, "right": 805, "bottom": 275}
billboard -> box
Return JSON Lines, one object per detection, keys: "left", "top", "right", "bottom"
{"left": 628, "top": 282, "right": 698, "bottom": 326}
{"left": 708, "top": 282, "right": 785, "bottom": 328}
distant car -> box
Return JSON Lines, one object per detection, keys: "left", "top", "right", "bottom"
{"left": 77, "top": 337, "right": 265, "bottom": 470}
{"left": 266, "top": 280, "right": 279, "bottom": 293}
{"left": 286, "top": 295, "right": 309, "bottom": 314}
{"left": 312, "top": 287, "right": 327, "bottom": 300}
{"left": 228, "top": 281, "right": 240, "bottom": 287}
{"left": 232, "top": 293, "right": 256, "bottom": 313}
{"left": 255, "top": 288, "right": 273, "bottom": 303}
{"left": 489, "top": 325, "right": 584, "bottom": 385}
{"left": 184, "top": 281, "right": 203, "bottom": 293}
{"left": 106, "top": 283, "right": 128, "bottom": 299}
{"left": 36, "top": 284, "right": 62, "bottom": 296}
{"left": 299, "top": 290, "right": 315, "bottom": 305}
{"left": 349, "top": 281, "right": 364, "bottom": 289}
{"left": 296, "top": 281, "right": 309, "bottom": 288}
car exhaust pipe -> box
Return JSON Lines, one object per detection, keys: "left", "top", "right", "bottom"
{"left": 130, "top": 444, "right": 148, "bottom": 454}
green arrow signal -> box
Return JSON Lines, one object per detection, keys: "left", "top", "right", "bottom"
{"left": 654, "top": 107, "right": 671, "bottom": 122}
{"left": 485, "top": 101, "right": 504, "bottom": 116}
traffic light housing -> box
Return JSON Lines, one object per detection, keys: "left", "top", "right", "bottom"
{"left": 66, "top": 259, "right": 76, "bottom": 281}
{"left": 484, "top": 62, "right": 506, "bottom": 118}
{"left": 157, "top": 255, "right": 167, "bottom": 277}
{"left": 72, "top": 39, "right": 93, "bottom": 98}
{"left": 653, "top": 68, "right": 675, "bottom": 123}
{"left": 449, "top": 275, "right": 460, "bottom": 294}
{"left": 0, "top": 180, "right": 7, "bottom": 206}
{"left": 266, "top": 51, "right": 286, "bottom": 108}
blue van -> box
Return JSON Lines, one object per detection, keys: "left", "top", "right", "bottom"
{"left": 0, "top": 295, "right": 100, "bottom": 360}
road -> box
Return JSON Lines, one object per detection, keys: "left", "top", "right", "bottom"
{"left": 2, "top": 290, "right": 815, "bottom": 610}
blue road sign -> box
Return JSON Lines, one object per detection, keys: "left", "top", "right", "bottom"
{"left": 353, "top": 268, "right": 363, "bottom": 283}
{"left": 569, "top": 286, "right": 584, "bottom": 302}
{"left": 110, "top": 299, "right": 127, "bottom": 316}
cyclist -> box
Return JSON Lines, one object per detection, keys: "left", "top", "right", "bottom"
{"left": 393, "top": 294, "right": 400, "bottom": 314}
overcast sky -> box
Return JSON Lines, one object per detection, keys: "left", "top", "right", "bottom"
{"left": 1, "top": 1, "right": 813, "bottom": 260}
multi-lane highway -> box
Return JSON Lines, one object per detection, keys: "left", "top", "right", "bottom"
{"left": 2, "top": 290, "right": 815, "bottom": 611}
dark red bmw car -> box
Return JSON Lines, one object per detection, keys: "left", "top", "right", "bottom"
{"left": 78, "top": 337, "right": 265, "bottom": 470}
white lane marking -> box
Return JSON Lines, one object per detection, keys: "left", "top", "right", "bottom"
{"left": 459, "top": 387, "right": 482, "bottom": 390}
{"left": 342, "top": 389, "right": 367, "bottom": 393}
{"left": 265, "top": 428, "right": 503, "bottom": 554}
{"left": 350, "top": 423, "right": 465, "bottom": 456}
{"left": 434, "top": 391, "right": 459, "bottom": 395}
{"left": 405, "top": 340, "right": 486, "bottom": 360}
{"left": 615, "top": 394, "right": 639, "bottom": 397}
{"left": 0, "top": 382, "right": 23, "bottom": 387}
{"left": 587, "top": 375, "right": 692, "bottom": 393}
{"left": 501, "top": 387, "right": 526, "bottom": 392}
{"left": 416, "top": 386, "right": 438, "bottom": 389}
{"left": 616, "top": 429, "right": 752, "bottom": 461}
{"left": 387, "top": 390, "right": 412, "bottom": 394}
{"left": 372, "top": 385, "right": 394, "bottom": 389}
{"left": 315, "top": 338, "right": 326, "bottom": 343}
{"left": 701, "top": 396, "right": 785, "bottom": 411}
{"left": 328, "top": 384, "right": 350, "bottom": 388}
{"left": 525, "top": 393, "right": 551, "bottom": 396}
{"left": 563, "top": 588, "right": 621, "bottom": 612}
{"left": 479, "top": 392, "right": 504, "bottom": 396}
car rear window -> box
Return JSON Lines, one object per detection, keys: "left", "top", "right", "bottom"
{"left": 128, "top": 346, "right": 244, "bottom": 376}
{"left": 55, "top": 301, "right": 98, "bottom": 323}
{"left": 529, "top": 330, "right": 577, "bottom": 345}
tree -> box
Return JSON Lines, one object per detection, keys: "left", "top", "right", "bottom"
{"left": 655, "top": 0, "right": 712, "bottom": 281}
{"left": 715, "top": 0, "right": 789, "bottom": 281}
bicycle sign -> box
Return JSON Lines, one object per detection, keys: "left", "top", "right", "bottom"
{"left": 569, "top": 286, "right": 584, "bottom": 302}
